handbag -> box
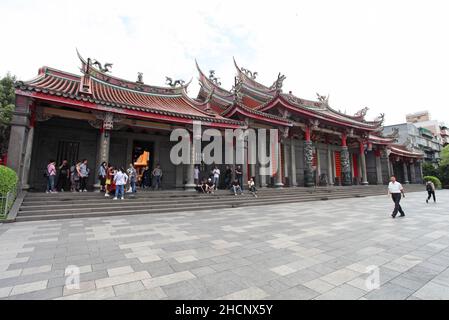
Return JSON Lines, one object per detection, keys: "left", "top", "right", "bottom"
{"left": 106, "top": 178, "right": 111, "bottom": 185}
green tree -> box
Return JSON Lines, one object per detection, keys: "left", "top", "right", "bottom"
{"left": 0, "top": 73, "right": 16, "bottom": 156}
{"left": 422, "top": 162, "right": 437, "bottom": 177}
{"left": 440, "top": 145, "right": 449, "bottom": 167}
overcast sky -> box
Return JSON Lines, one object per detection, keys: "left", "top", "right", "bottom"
{"left": 1, "top": 0, "right": 448, "bottom": 125}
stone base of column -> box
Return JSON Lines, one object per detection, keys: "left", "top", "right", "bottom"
{"left": 183, "top": 184, "right": 197, "bottom": 191}
{"left": 274, "top": 182, "right": 284, "bottom": 188}
{"left": 361, "top": 181, "right": 369, "bottom": 186}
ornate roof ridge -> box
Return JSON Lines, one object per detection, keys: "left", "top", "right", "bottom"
{"left": 77, "top": 50, "right": 189, "bottom": 96}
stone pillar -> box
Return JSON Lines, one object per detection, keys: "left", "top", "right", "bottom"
{"left": 283, "top": 140, "right": 290, "bottom": 186}
{"left": 375, "top": 152, "right": 383, "bottom": 185}
{"left": 403, "top": 160, "right": 410, "bottom": 184}
{"left": 359, "top": 142, "right": 368, "bottom": 185}
{"left": 327, "top": 146, "right": 334, "bottom": 186}
{"left": 6, "top": 96, "right": 33, "bottom": 189}
{"left": 274, "top": 139, "right": 284, "bottom": 188}
{"left": 184, "top": 133, "right": 200, "bottom": 190}
{"left": 175, "top": 164, "right": 184, "bottom": 189}
{"left": 259, "top": 137, "right": 267, "bottom": 187}
{"left": 290, "top": 137, "right": 297, "bottom": 187}
{"left": 99, "top": 130, "right": 111, "bottom": 165}
{"left": 242, "top": 140, "right": 249, "bottom": 189}
{"left": 316, "top": 147, "right": 321, "bottom": 185}
{"left": 341, "top": 133, "right": 352, "bottom": 186}
{"left": 304, "top": 126, "right": 314, "bottom": 188}
{"left": 410, "top": 160, "right": 416, "bottom": 184}
{"left": 21, "top": 126, "right": 34, "bottom": 189}
{"left": 154, "top": 140, "right": 161, "bottom": 168}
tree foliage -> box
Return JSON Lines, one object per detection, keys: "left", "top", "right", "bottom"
{"left": 0, "top": 73, "right": 16, "bottom": 155}
{"left": 422, "top": 162, "right": 437, "bottom": 178}
{"left": 440, "top": 145, "right": 449, "bottom": 167}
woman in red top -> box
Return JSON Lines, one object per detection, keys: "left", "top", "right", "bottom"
{"left": 105, "top": 165, "right": 116, "bottom": 197}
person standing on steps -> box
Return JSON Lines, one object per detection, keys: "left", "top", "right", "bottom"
{"left": 194, "top": 165, "right": 200, "bottom": 186}
{"left": 57, "top": 159, "right": 70, "bottom": 192}
{"left": 46, "top": 160, "right": 57, "bottom": 193}
{"left": 127, "top": 163, "right": 138, "bottom": 194}
{"left": 426, "top": 180, "right": 436, "bottom": 203}
{"left": 212, "top": 165, "right": 220, "bottom": 191}
{"left": 113, "top": 167, "right": 128, "bottom": 200}
{"left": 388, "top": 176, "right": 405, "bottom": 219}
{"left": 79, "top": 159, "right": 90, "bottom": 192}
{"left": 98, "top": 162, "right": 107, "bottom": 193}
{"left": 152, "top": 164, "right": 163, "bottom": 190}
{"left": 235, "top": 165, "right": 243, "bottom": 191}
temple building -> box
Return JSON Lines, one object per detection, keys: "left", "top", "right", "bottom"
{"left": 7, "top": 53, "right": 424, "bottom": 191}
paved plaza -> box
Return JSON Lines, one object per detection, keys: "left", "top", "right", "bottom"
{"left": 0, "top": 190, "right": 449, "bottom": 300}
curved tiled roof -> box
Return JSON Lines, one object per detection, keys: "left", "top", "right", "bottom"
{"left": 16, "top": 66, "right": 243, "bottom": 126}
{"left": 390, "top": 144, "right": 424, "bottom": 158}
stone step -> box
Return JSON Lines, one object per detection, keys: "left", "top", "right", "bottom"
{"left": 19, "top": 188, "right": 395, "bottom": 208}
{"left": 18, "top": 191, "right": 385, "bottom": 216}
{"left": 15, "top": 192, "right": 381, "bottom": 222}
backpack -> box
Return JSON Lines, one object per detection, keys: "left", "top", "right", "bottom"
{"left": 43, "top": 168, "right": 49, "bottom": 178}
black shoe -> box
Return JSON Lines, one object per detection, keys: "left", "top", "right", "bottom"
{"left": 426, "top": 199, "right": 428, "bottom": 203}
{"left": 400, "top": 214, "right": 405, "bottom": 217}
{"left": 391, "top": 214, "right": 396, "bottom": 219}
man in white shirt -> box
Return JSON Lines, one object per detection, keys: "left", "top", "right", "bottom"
{"left": 212, "top": 166, "right": 220, "bottom": 191}
{"left": 388, "top": 176, "right": 405, "bottom": 218}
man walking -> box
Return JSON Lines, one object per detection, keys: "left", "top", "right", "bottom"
{"left": 426, "top": 180, "right": 436, "bottom": 203}
{"left": 388, "top": 176, "right": 405, "bottom": 219}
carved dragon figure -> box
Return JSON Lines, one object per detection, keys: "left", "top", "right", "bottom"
{"left": 316, "top": 93, "right": 329, "bottom": 104}
{"left": 92, "top": 60, "right": 113, "bottom": 73}
{"left": 354, "top": 107, "right": 369, "bottom": 118}
{"left": 374, "top": 113, "right": 385, "bottom": 125}
{"left": 241, "top": 67, "right": 258, "bottom": 80}
{"left": 231, "top": 77, "right": 244, "bottom": 102}
{"left": 208, "top": 70, "right": 221, "bottom": 86}
{"left": 270, "top": 73, "right": 286, "bottom": 91}
{"left": 165, "top": 77, "right": 185, "bottom": 87}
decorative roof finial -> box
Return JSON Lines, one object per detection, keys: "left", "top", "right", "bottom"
{"left": 231, "top": 76, "right": 244, "bottom": 103}
{"left": 165, "top": 77, "right": 185, "bottom": 88}
{"left": 241, "top": 67, "right": 258, "bottom": 80}
{"left": 316, "top": 93, "right": 329, "bottom": 105}
{"left": 270, "top": 73, "right": 286, "bottom": 91}
{"left": 208, "top": 70, "right": 221, "bottom": 86}
{"left": 354, "top": 107, "right": 369, "bottom": 119}
{"left": 137, "top": 72, "right": 144, "bottom": 84}
{"left": 92, "top": 59, "right": 113, "bottom": 73}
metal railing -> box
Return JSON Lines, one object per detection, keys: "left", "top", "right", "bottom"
{"left": 0, "top": 186, "right": 18, "bottom": 219}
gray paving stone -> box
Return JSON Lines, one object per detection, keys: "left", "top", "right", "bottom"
{"left": 2, "top": 191, "right": 449, "bottom": 300}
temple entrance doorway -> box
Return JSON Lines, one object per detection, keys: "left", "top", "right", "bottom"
{"left": 132, "top": 140, "right": 154, "bottom": 186}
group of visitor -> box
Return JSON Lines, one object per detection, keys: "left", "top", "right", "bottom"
{"left": 45, "top": 159, "right": 164, "bottom": 197}
{"left": 45, "top": 159, "right": 90, "bottom": 193}
{"left": 194, "top": 165, "right": 257, "bottom": 197}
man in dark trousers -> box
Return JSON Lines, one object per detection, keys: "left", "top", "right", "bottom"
{"left": 425, "top": 180, "right": 436, "bottom": 203}
{"left": 388, "top": 176, "right": 405, "bottom": 219}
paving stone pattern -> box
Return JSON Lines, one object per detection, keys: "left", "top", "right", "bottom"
{"left": 1, "top": 191, "right": 449, "bottom": 300}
